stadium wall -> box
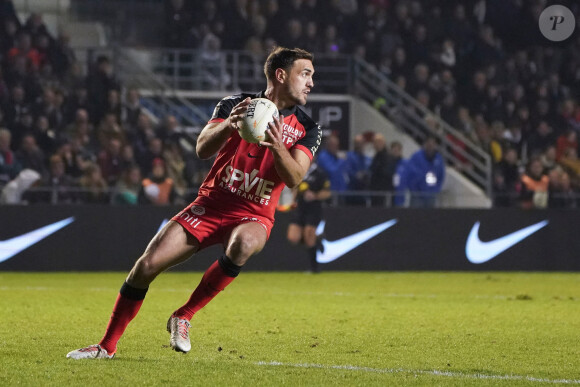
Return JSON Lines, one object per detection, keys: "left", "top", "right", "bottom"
{"left": 0, "top": 205, "right": 575, "bottom": 272}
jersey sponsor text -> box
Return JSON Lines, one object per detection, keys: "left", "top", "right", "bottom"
{"left": 219, "top": 166, "right": 273, "bottom": 205}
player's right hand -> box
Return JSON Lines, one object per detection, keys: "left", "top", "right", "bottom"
{"left": 227, "top": 97, "right": 251, "bottom": 130}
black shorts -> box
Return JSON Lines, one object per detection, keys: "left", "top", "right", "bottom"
{"left": 290, "top": 207, "right": 322, "bottom": 227}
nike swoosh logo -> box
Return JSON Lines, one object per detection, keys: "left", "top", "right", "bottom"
{"left": 248, "top": 153, "right": 259, "bottom": 158}
{"left": 0, "top": 217, "right": 75, "bottom": 263}
{"left": 465, "top": 220, "right": 548, "bottom": 264}
{"left": 316, "top": 219, "right": 398, "bottom": 264}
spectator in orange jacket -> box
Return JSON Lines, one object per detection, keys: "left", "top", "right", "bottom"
{"left": 520, "top": 158, "right": 549, "bottom": 209}
{"left": 138, "top": 157, "right": 180, "bottom": 205}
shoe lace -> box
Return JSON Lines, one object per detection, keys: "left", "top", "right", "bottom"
{"left": 177, "top": 319, "right": 191, "bottom": 340}
{"left": 79, "top": 345, "right": 99, "bottom": 353}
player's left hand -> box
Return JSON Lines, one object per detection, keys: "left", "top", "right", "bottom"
{"left": 260, "top": 114, "right": 285, "bottom": 153}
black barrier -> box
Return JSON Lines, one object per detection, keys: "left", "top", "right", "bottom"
{"left": 0, "top": 205, "right": 576, "bottom": 271}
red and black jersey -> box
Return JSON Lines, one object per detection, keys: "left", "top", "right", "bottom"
{"left": 196, "top": 91, "right": 322, "bottom": 223}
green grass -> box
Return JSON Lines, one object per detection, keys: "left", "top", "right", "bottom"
{"left": 0, "top": 272, "right": 579, "bottom": 386}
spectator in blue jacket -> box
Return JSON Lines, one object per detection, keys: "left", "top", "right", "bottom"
{"left": 345, "top": 133, "right": 371, "bottom": 204}
{"left": 396, "top": 136, "right": 445, "bottom": 208}
{"left": 317, "top": 134, "right": 348, "bottom": 193}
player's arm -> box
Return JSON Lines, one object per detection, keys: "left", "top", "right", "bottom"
{"left": 290, "top": 186, "right": 299, "bottom": 203}
{"left": 304, "top": 179, "right": 331, "bottom": 202}
{"left": 261, "top": 114, "right": 310, "bottom": 188}
{"left": 196, "top": 97, "right": 251, "bottom": 159}
{"left": 316, "top": 180, "right": 332, "bottom": 201}
{"left": 304, "top": 188, "right": 331, "bottom": 202}
{"left": 276, "top": 147, "right": 311, "bottom": 189}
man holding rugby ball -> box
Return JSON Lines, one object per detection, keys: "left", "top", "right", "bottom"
{"left": 67, "top": 47, "right": 322, "bottom": 359}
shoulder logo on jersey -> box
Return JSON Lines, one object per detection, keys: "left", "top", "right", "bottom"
{"left": 281, "top": 123, "right": 304, "bottom": 146}
{"left": 219, "top": 166, "right": 274, "bottom": 205}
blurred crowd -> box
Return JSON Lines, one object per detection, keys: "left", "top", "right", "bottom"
{"left": 1, "top": 0, "right": 580, "bottom": 208}
{"left": 0, "top": 1, "right": 211, "bottom": 205}
{"left": 164, "top": 0, "right": 580, "bottom": 209}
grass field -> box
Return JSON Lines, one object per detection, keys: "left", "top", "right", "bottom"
{"left": 0, "top": 271, "right": 579, "bottom": 386}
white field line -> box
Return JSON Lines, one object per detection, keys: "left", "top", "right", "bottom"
{"left": 0, "top": 284, "right": 575, "bottom": 382}
{"left": 255, "top": 361, "right": 580, "bottom": 384}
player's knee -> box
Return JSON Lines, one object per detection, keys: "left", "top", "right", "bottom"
{"left": 236, "top": 235, "right": 258, "bottom": 255}
{"left": 287, "top": 234, "right": 300, "bottom": 245}
{"left": 133, "top": 255, "right": 161, "bottom": 281}
{"left": 306, "top": 234, "right": 318, "bottom": 246}
{"left": 303, "top": 229, "right": 317, "bottom": 247}
{"left": 228, "top": 234, "right": 261, "bottom": 260}
{"left": 304, "top": 237, "right": 316, "bottom": 247}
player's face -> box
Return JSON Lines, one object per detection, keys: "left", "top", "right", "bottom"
{"left": 285, "top": 59, "right": 314, "bottom": 106}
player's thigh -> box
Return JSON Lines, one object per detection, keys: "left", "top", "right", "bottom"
{"left": 303, "top": 224, "right": 317, "bottom": 247}
{"left": 137, "top": 220, "right": 200, "bottom": 273}
{"left": 287, "top": 223, "right": 303, "bottom": 244}
{"left": 224, "top": 221, "right": 268, "bottom": 265}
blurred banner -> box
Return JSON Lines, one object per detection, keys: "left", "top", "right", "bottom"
{"left": 0, "top": 205, "right": 576, "bottom": 271}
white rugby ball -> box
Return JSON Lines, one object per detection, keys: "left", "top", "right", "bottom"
{"left": 238, "top": 98, "right": 279, "bottom": 143}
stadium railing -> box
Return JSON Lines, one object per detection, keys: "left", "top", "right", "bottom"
{"left": 351, "top": 58, "right": 492, "bottom": 197}
{"left": 72, "top": 47, "right": 492, "bottom": 197}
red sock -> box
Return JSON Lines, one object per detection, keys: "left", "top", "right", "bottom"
{"left": 99, "top": 283, "right": 147, "bottom": 354}
{"left": 174, "top": 257, "right": 240, "bottom": 321}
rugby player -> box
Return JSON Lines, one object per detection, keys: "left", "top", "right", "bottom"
{"left": 67, "top": 47, "right": 321, "bottom": 359}
{"left": 286, "top": 160, "right": 331, "bottom": 273}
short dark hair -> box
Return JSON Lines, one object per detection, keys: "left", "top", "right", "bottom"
{"left": 263, "top": 47, "right": 313, "bottom": 82}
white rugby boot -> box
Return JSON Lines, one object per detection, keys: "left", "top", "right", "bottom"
{"left": 167, "top": 315, "right": 192, "bottom": 353}
{"left": 66, "top": 344, "right": 115, "bottom": 359}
